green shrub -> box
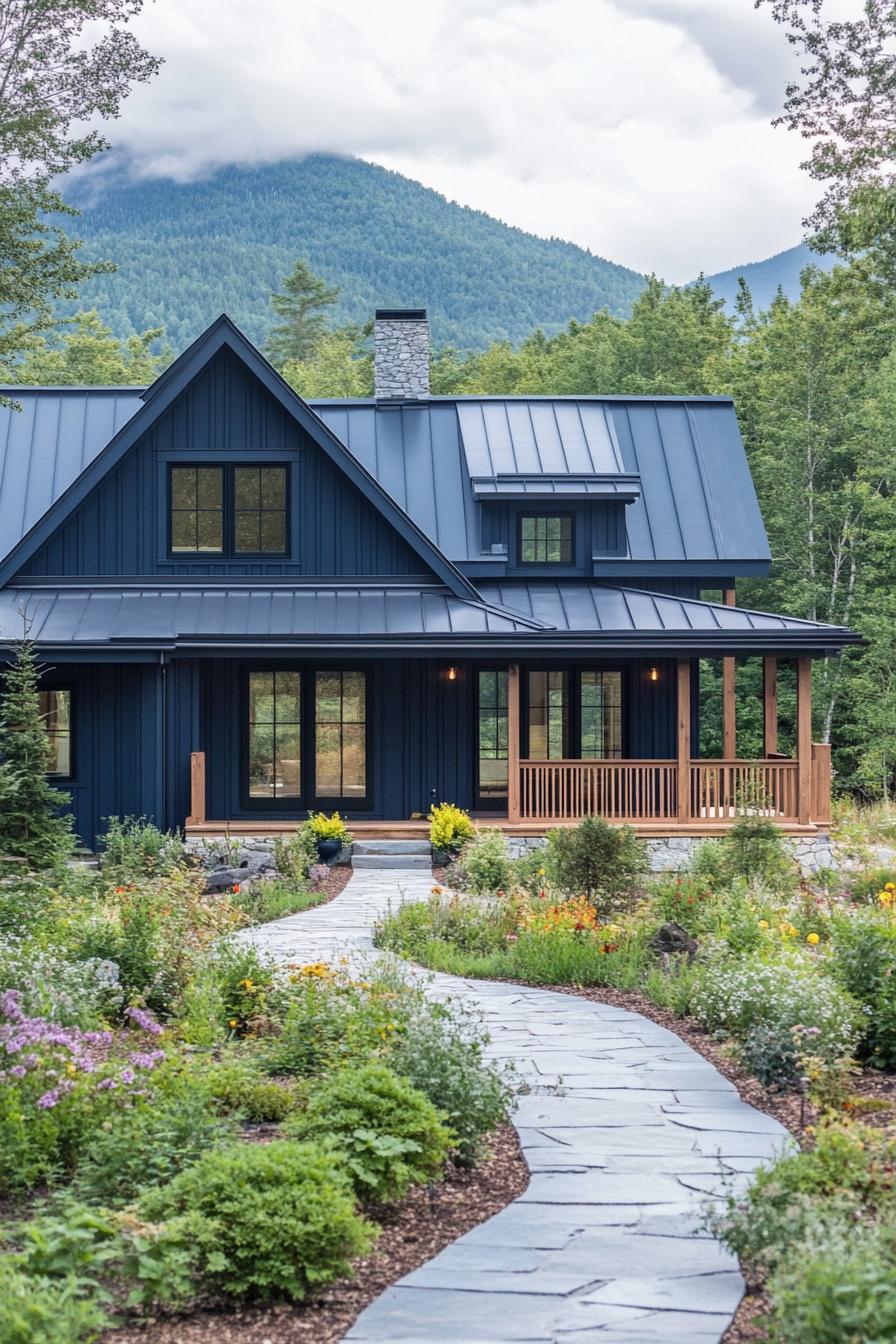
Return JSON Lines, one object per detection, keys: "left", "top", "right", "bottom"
{"left": 543, "top": 816, "right": 645, "bottom": 906}
{"left": 273, "top": 825, "right": 319, "bottom": 881}
{"left": 285, "top": 1062, "right": 453, "bottom": 1203}
{"left": 199, "top": 1057, "right": 303, "bottom": 1122}
{"left": 692, "top": 815, "right": 796, "bottom": 890}
{"left": 429, "top": 803, "right": 475, "bottom": 853}
{"left": 508, "top": 926, "right": 648, "bottom": 988}
{"left": 376, "top": 893, "right": 513, "bottom": 961}
{"left": 830, "top": 909, "right": 896, "bottom": 1005}
{"left": 210, "top": 940, "right": 277, "bottom": 1037}
{"left": 306, "top": 811, "right": 352, "bottom": 844}
{"left": 0, "top": 1257, "right": 110, "bottom": 1344}
{"left": 231, "top": 877, "right": 324, "bottom": 924}
{"left": 71, "top": 1087, "right": 236, "bottom": 1206}
{"left": 457, "top": 830, "right": 512, "bottom": 895}
{"left": 389, "top": 1003, "right": 514, "bottom": 1166}
{"left": 690, "top": 954, "right": 863, "bottom": 1060}
{"left": 510, "top": 846, "right": 548, "bottom": 895}
{"left": 739, "top": 1021, "right": 803, "bottom": 1089}
{"left": 262, "top": 965, "right": 412, "bottom": 1078}
{"left": 138, "top": 1139, "right": 374, "bottom": 1301}
{"left": 101, "top": 816, "right": 184, "bottom": 881}
{"left": 767, "top": 1219, "right": 896, "bottom": 1344}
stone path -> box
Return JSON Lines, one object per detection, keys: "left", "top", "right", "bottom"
{"left": 244, "top": 869, "right": 792, "bottom": 1344}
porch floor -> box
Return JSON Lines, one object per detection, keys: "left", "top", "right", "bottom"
{"left": 185, "top": 817, "right": 823, "bottom": 840}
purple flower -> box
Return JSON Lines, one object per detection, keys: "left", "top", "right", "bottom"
{"left": 129, "top": 1049, "right": 165, "bottom": 1070}
{"left": 9, "top": 1065, "right": 26, "bottom": 1079}
{"left": 96, "top": 1078, "right": 117, "bottom": 1091}
{"left": 37, "top": 1089, "right": 60, "bottom": 1109}
{"left": 119, "top": 1069, "right": 135, "bottom": 1085}
{"left": 125, "top": 1006, "right": 163, "bottom": 1037}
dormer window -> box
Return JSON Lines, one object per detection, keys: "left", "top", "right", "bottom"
{"left": 169, "top": 464, "right": 288, "bottom": 556}
{"left": 519, "top": 513, "right": 573, "bottom": 565}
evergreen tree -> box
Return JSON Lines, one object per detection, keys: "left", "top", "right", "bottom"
{"left": 0, "top": 639, "right": 75, "bottom": 867}
{"left": 266, "top": 260, "right": 340, "bottom": 367}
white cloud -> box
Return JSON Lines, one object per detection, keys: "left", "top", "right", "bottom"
{"left": 101, "top": 0, "right": 820, "bottom": 280}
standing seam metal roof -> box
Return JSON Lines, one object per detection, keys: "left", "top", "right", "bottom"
{"left": 0, "top": 386, "right": 771, "bottom": 573}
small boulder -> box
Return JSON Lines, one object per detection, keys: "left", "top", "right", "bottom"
{"left": 649, "top": 921, "right": 698, "bottom": 959}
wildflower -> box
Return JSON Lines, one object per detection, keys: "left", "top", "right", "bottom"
{"left": 115, "top": 886, "right": 126, "bottom": 895}
{"left": 232, "top": 883, "right": 241, "bottom": 893}
{"left": 431, "top": 885, "right": 443, "bottom": 895}
{"left": 229, "top": 1018, "right": 239, "bottom": 1028}
{"left": 807, "top": 932, "right": 821, "bottom": 946}
{"left": 758, "top": 919, "right": 769, "bottom": 930}
{"left": 125, "top": 1006, "right": 163, "bottom": 1036}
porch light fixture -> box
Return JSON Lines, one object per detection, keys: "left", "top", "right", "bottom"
{"left": 648, "top": 666, "right": 659, "bottom": 682}
{"left": 446, "top": 666, "right": 458, "bottom": 682}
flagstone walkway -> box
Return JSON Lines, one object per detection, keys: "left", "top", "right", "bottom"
{"left": 243, "top": 868, "right": 792, "bottom": 1344}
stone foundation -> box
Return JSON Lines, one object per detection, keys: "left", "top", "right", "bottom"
{"left": 506, "top": 831, "right": 855, "bottom": 877}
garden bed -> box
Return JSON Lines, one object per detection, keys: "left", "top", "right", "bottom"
{"left": 103, "top": 1121, "right": 527, "bottom": 1344}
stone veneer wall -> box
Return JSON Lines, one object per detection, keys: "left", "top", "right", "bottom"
{"left": 505, "top": 832, "right": 852, "bottom": 876}
{"left": 187, "top": 832, "right": 894, "bottom": 881}
{"left": 373, "top": 312, "right": 430, "bottom": 399}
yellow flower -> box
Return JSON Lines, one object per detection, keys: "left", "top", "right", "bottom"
{"left": 886, "top": 883, "right": 896, "bottom": 891}
{"left": 758, "top": 919, "right": 769, "bottom": 930}
{"left": 807, "top": 932, "right": 820, "bottom": 946}
{"left": 228, "top": 1018, "right": 239, "bottom": 1027}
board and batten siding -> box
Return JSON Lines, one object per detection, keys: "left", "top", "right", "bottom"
{"left": 18, "top": 347, "right": 431, "bottom": 580}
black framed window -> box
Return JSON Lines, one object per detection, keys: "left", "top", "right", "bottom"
{"left": 477, "top": 669, "right": 508, "bottom": 801}
{"left": 528, "top": 670, "right": 569, "bottom": 758}
{"left": 580, "top": 671, "right": 623, "bottom": 758}
{"left": 519, "top": 514, "right": 573, "bottom": 564}
{"left": 247, "top": 671, "right": 301, "bottom": 798}
{"left": 40, "top": 689, "right": 72, "bottom": 777}
{"left": 169, "top": 464, "right": 288, "bottom": 556}
{"left": 170, "top": 466, "right": 224, "bottom": 553}
{"left": 234, "top": 466, "right": 287, "bottom": 554}
{"left": 315, "top": 671, "right": 367, "bottom": 800}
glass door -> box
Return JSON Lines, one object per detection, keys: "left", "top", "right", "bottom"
{"left": 476, "top": 669, "right": 508, "bottom": 808}
{"left": 313, "top": 670, "right": 369, "bottom": 806}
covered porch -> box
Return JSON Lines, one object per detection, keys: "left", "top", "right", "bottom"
{"left": 184, "top": 653, "right": 832, "bottom": 837}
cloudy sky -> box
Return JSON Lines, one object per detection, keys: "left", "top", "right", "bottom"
{"left": 109, "top": 0, "right": 828, "bottom": 281}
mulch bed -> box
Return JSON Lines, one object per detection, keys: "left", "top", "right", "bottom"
{"left": 540, "top": 981, "right": 896, "bottom": 1344}
{"left": 103, "top": 1122, "right": 528, "bottom": 1344}
{"left": 313, "top": 863, "right": 353, "bottom": 904}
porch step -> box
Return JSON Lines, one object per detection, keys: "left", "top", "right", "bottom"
{"left": 351, "top": 853, "right": 433, "bottom": 871}
{"left": 353, "top": 840, "right": 431, "bottom": 855}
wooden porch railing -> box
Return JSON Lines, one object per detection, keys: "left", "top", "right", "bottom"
{"left": 690, "top": 759, "right": 799, "bottom": 822}
{"left": 520, "top": 759, "right": 678, "bottom": 822}
{"left": 516, "top": 752, "right": 828, "bottom": 825}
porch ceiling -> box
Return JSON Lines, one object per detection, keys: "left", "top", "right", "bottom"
{"left": 0, "top": 580, "right": 861, "bottom": 657}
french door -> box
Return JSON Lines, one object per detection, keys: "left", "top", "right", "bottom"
{"left": 245, "top": 666, "right": 370, "bottom": 810}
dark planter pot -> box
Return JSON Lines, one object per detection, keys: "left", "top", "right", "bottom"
{"left": 316, "top": 837, "right": 342, "bottom": 865}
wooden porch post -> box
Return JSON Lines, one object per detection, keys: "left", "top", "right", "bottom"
{"left": 677, "top": 658, "right": 691, "bottom": 822}
{"left": 797, "top": 657, "right": 812, "bottom": 825}
{"left": 763, "top": 656, "right": 778, "bottom": 758}
{"left": 722, "top": 588, "right": 736, "bottom": 760}
{"left": 507, "top": 663, "right": 521, "bottom": 824}
{"left": 188, "top": 750, "right": 206, "bottom": 826}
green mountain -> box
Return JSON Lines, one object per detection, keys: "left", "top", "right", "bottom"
{"left": 65, "top": 154, "right": 647, "bottom": 353}
{"left": 698, "top": 242, "right": 837, "bottom": 312}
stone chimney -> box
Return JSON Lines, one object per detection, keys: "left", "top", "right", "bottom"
{"left": 374, "top": 308, "right": 430, "bottom": 400}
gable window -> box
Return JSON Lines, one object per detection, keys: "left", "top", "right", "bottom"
{"left": 169, "top": 465, "right": 288, "bottom": 556}
{"left": 40, "top": 689, "right": 72, "bottom": 777}
{"left": 234, "top": 466, "right": 287, "bottom": 554}
{"left": 170, "top": 467, "right": 223, "bottom": 553}
{"left": 519, "top": 514, "right": 573, "bottom": 564}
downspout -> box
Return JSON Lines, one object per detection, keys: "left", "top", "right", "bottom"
{"left": 159, "top": 651, "right": 168, "bottom": 830}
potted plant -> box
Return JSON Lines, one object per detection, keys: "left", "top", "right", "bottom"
{"left": 428, "top": 802, "right": 475, "bottom": 866}
{"left": 306, "top": 811, "right": 352, "bottom": 864}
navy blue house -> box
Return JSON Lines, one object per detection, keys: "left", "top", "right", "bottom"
{"left": 0, "top": 311, "right": 859, "bottom": 848}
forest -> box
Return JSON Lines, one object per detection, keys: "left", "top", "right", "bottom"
{"left": 61, "top": 154, "right": 647, "bottom": 351}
